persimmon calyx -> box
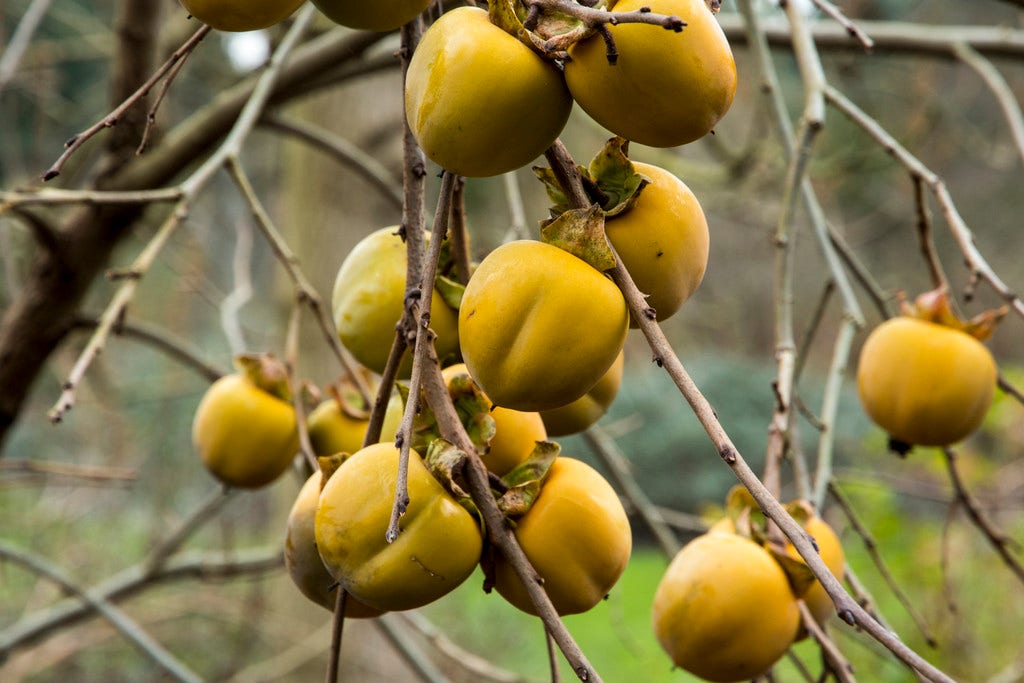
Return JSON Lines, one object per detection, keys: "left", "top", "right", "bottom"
{"left": 898, "top": 286, "right": 1007, "bottom": 341}
{"left": 235, "top": 352, "right": 291, "bottom": 401}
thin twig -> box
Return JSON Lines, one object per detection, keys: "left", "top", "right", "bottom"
{"left": 70, "top": 315, "right": 224, "bottom": 383}
{"left": 145, "top": 486, "right": 236, "bottom": 573}
{"left": 48, "top": 202, "right": 189, "bottom": 423}
{"left": 225, "top": 156, "right": 373, "bottom": 406}
{"left": 545, "top": 627, "right": 563, "bottom": 683}
{"left": 942, "top": 447, "right": 1024, "bottom": 586}
{"left": 0, "top": 187, "right": 184, "bottom": 209}
{"left": 811, "top": 317, "right": 858, "bottom": 510}
{"left": 583, "top": 424, "right": 680, "bottom": 558}
{"left": 448, "top": 175, "right": 473, "bottom": 285}
{"left": 375, "top": 614, "right": 449, "bottom": 683}
{"left": 717, "top": 15, "right": 1024, "bottom": 60}
{"left": 398, "top": 612, "right": 531, "bottom": 683}
{"left": 825, "top": 84, "right": 1024, "bottom": 320}
{"left": 261, "top": 113, "right": 404, "bottom": 211}
{"left": 137, "top": 42, "right": 194, "bottom": 155}
{"left": 42, "top": 25, "right": 212, "bottom": 181}
{"left": 502, "top": 171, "right": 530, "bottom": 242}
{"left": 799, "top": 601, "right": 857, "bottom": 683}
{"left": 0, "top": 547, "right": 281, "bottom": 656}
{"left": 827, "top": 482, "right": 938, "bottom": 647}
{"left": 219, "top": 215, "right": 254, "bottom": 355}
{"left": 0, "top": 458, "right": 136, "bottom": 483}
{"left": 763, "top": 0, "right": 833, "bottom": 491}
{"left": 953, "top": 42, "right": 1024, "bottom": 169}
{"left": 809, "top": 0, "right": 874, "bottom": 51}
{"left": 912, "top": 176, "right": 948, "bottom": 292}
{"left": 387, "top": 171, "right": 457, "bottom": 543}
{"left": 285, "top": 303, "right": 319, "bottom": 474}
{"left": 0, "top": 540, "right": 203, "bottom": 683}
{"left": 325, "top": 589, "right": 347, "bottom": 683}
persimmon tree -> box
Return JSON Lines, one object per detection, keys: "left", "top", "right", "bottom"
{"left": 1, "top": 1, "right": 1023, "bottom": 682}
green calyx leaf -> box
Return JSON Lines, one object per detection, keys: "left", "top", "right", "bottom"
{"left": 327, "top": 378, "right": 371, "bottom": 420}
{"left": 317, "top": 453, "right": 349, "bottom": 488}
{"left": 447, "top": 374, "right": 497, "bottom": 455}
{"left": 488, "top": 0, "right": 594, "bottom": 59}
{"left": 496, "top": 441, "right": 561, "bottom": 517}
{"left": 424, "top": 438, "right": 479, "bottom": 518}
{"left": 533, "top": 165, "right": 576, "bottom": 216}
{"left": 587, "top": 137, "right": 650, "bottom": 217}
{"left": 434, "top": 274, "right": 465, "bottom": 312}
{"left": 400, "top": 373, "right": 496, "bottom": 458}
{"left": 235, "top": 352, "right": 291, "bottom": 402}
{"left": 767, "top": 543, "right": 818, "bottom": 599}
{"left": 540, "top": 204, "right": 617, "bottom": 272}
{"left": 533, "top": 137, "right": 652, "bottom": 271}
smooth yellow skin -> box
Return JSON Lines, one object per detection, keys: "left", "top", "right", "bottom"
{"left": 314, "top": 443, "right": 483, "bottom": 612}
{"left": 332, "top": 227, "right": 460, "bottom": 377}
{"left": 493, "top": 457, "right": 632, "bottom": 616}
{"left": 311, "top": 0, "right": 429, "bottom": 30}
{"left": 307, "top": 393, "right": 403, "bottom": 458}
{"left": 856, "top": 317, "right": 997, "bottom": 446}
{"left": 540, "top": 350, "right": 624, "bottom": 437}
{"left": 284, "top": 472, "right": 383, "bottom": 617}
{"left": 459, "top": 240, "right": 629, "bottom": 412}
{"left": 441, "top": 364, "right": 547, "bottom": 477}
{"left": 405, "top": 7, "right": 572, "bottom": 177}
{"left": 178, "top": 0, "right": 306, "bottom": 32}
{"left": 652, "top": 532, "right": 800, "bottom": 683}
{"left": 192, "top": 374, "right": 298, "bottom": 488}
{"left": 565, "top": 0, "right": 737, "bottom": 148}
{"left": 607, "top": 162, "right": 709, "bottom": 326}
{"left": 785, "top": 516, "right": 845, "bottom": 626}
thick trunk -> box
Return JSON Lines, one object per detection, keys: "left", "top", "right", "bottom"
{"left": 0, "top": 19, "right": 387, "bottom": 450}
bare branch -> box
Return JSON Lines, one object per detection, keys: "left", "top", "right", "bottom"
{"left": 70, "top": 314, "right": 225, "bottom": 383}
{"left": 260, "top": 113, "right": 404, "bottom": 212}
{"left": 0, "top": 547, "right": 281, "bottom": 656}
{"left": 583, "top": 424, "right": 681, "bottom": 558}
{"left": 0, "top": 540, "right": 203, "bottom": 683}
{"left": 718, "top": 15, "right": 1024, "bottom": 60}
{"left": 0, "top": 0, "right": 56, "bottom": 97}
{"left": 42, "top": 24, "right": 211, "bottom": 181}
{"left": 824, "top": 85, "right": 1024, "bottom": 320}
{"left": 809, "top": 0, "right": 874, "bottom": 50}
{"left": 827, "top": 482, "right": 938, "bottom": 647}
{"left": 943, "top": 447, "right": 1024, "bottom": 586}
{"left": 953, "top": 41, "right": 1024, "bottom": 169}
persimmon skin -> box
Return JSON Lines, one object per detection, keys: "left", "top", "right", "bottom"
{"left": 458, "top": 240, "right": 628, "bottom": 412}
{"left": 178, "top": 0, "right": 305, "bottom": 32}
{"left": 284, "top": 472, "right": 384, "bottom": 618}
{"left": 404, "top": 7, "right": 572, "bottom": 177}
{"left": 492, "top": 457, "right": 632, "bottom": 616}
{"left": 785, "top": 516, "right": 846, "bottom": 626}
{"left": 441, "top": 364, "right": 548, "bottom": 477}
{"left": 856, "top": 317, "right": 997, "bottom": 447}
{"left": 652, "top": 532, "right": 800, "bottom": 683}
{"left": 606, "top": 162, "right": 709, "bottom": 326}
{"left": 314, "top": 443, "right": 482, "bottom": 612}
{"left": 311, "top": 0, "right": 430, "bottom": 31}
{"left": 331, "top": 227, "right": 460, "bottom": 377}
{"left": 192, "top": 373, "right": 298, "bottom": 489}
{"left": 539, "top": 350, "right": 624, "bottom": 437}
{"left": 564, "top": 0, "right": 737, "bottom": 147}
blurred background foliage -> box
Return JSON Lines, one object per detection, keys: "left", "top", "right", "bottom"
{"left": 1, "top": 0, "right": 1023, "bottom": 681}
